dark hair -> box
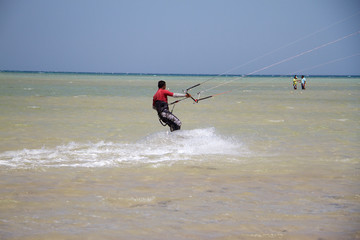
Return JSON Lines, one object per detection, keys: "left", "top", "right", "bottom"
{"left": 158, "top": 80, "right": 166, "bottom": 88}
{"left": 301, "top": 75, "right": 304, "bottom": 78}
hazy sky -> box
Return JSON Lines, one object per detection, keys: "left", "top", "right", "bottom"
{"left": 1, "top": 0, "right": 359, "bottom": 75}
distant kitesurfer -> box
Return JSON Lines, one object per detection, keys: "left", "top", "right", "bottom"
{"left": 292, "top": 75, "right": 299, "bottom": 90}
{"left": 153, "top": 80, "right": 191, "bottom": 132}
{"left": 301, "top": 75, "right": 306, "bottom": 89}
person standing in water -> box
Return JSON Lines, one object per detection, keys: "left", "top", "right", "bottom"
{"left": 301, "top": 75, "right": 307, "bottom": 89}
{"left": 153, "top": 80, "right": 191, "bottom": 132}
{"left": 292, "top": 75, "right": 299, "bottom": 90}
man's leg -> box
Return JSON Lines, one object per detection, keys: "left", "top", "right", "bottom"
{"left": 160, "top": 110, "right": 182, "bottom": 131}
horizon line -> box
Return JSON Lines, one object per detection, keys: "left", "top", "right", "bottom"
{"left": 1, "top": 70, "right": 359, "bottom": 78}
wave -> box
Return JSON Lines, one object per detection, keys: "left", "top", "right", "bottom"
{"left": 0, "top": 128, "right": 249, "bottom": 169}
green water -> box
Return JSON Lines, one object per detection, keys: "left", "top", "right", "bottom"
{"left": 0, "top": 72, "right": 359, "bottom": 239}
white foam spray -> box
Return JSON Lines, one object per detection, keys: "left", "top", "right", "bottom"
{"left": 0, "top": 128, "right": 248, "bottom": 169}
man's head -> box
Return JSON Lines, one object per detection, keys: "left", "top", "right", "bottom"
{"left": 158, "top": 80, "right": 166, "bottom": 89}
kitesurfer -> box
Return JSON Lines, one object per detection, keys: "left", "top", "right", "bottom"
{"left": 153, "top": 80, "right": 191, "bottom": 132}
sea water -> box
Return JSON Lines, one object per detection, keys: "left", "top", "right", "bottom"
{"left": 0, "top": 72, "right": 359, "bottom": 239}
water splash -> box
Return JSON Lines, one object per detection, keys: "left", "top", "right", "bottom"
{"left": 0, "top": 128, "right": 248, "bottom": 168}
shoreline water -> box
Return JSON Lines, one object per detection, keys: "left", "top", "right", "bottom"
{"left": 1, "top": 70, "right": 360, "bottom": 78}
{"left": 0, "top": 72, "right": 359, "bottom": 239}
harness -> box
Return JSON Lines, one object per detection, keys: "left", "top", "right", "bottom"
{"left": 155, "top": 100, "right": 175, "bottom": 127}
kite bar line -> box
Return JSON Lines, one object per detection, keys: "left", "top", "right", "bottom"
{"left": 195, "top": 29, "right": 360, "bottom": 97}
{"left": 171, "top": 30, "right": 359, "bottom": 105}
{"left": 170, "top": 23, "right": 360, "bottom": 105}
{"left": 216, "top": 52, "right": 360, "bottom": 99}
{"left": 239, "top": 10, "right": 360, "bottom": 72}
{"left": 291, "top": 53, "right": 360, "bottom": 75}
{"left": 246, "top": 30, "right": 360, "bottom": 76}
{"left": 180, "top": 11, "right": 360, "bottom": 95}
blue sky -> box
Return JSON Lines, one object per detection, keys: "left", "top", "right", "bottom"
{"left": 0, "top": 0, "right": 359, "bottom": 75}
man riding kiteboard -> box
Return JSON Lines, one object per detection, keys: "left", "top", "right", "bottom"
{"left": 153, "top": 80, "right": 191, "bottom": 132}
